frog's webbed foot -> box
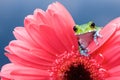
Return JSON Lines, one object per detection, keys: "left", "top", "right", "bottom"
{"left": 94, "top": 30, "right": 102, "bottom": 45}
{"left": 80, "top": 49, "right": 89, "bottom": 56}
{"left": 79, "top": 43, "right": 89, "bottom": 56}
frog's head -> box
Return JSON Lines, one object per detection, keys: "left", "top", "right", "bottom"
{"left": 73, "top": 21, "right": 97, "bottom": 34}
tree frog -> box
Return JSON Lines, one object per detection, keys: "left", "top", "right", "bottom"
{"left": 73, "top": 21, "right": 102, "bottom": 56}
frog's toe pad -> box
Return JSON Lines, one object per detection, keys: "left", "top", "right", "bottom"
{"left": 80, "top": 49, "right": 89, "bottom": 56}
{"left": 95, "top": 30, "right": 102, "bottom": 38}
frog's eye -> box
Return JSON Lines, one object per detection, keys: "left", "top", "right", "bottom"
{"left": 90, "top": 22, "right": 95, "bottom": 28}
{"left": 73, "top": 26, "right": 78, "bottom": 32}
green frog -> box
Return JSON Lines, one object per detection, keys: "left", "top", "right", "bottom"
{"left": 73, "top": 21, "right": 102, "bottom": 56}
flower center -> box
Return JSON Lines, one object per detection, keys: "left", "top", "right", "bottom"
{"left": 63, "top": 63, "right": 91, "bottom": 80}
{"left": 51, "top": 52, "right": 107, "bottom": 80}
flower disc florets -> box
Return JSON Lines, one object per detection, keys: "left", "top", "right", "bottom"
{"left": 50, "top": 50, "right": 107, "bottom": 80}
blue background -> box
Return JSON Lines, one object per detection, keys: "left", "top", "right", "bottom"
{"left": 0, "top": 0, "right": 120, "bottom": 69}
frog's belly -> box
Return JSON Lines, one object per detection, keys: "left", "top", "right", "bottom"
{"left": 77, "top": 32, "right": 94, "bottom": 48}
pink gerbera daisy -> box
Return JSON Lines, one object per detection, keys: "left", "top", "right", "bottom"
{"left": 0, "top": 2, "right": 120, "bottom": 80}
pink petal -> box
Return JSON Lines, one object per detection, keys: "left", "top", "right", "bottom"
{"left": 5, "top": 53, "right": 52, "bottom": 69}
{"left": 106, "top": 77, "right": 120, "bottom": 80}
{"left": 50, "top": 13, "right": 78, "bottom": 52}
{"left": 5, "top": 42, "right": 55, "bottom": 65}
{"left": 1, "top": 63, "right": 51, "bottom": 80}
{"left": 33, "top": 9, "right": 51, "bottom": 25}
{"left": 47, "top": 2, "right": 78, "bottom": 50}
{"left": 94, "top": 53, "right": 104, "bottom": 64}
{"left": 47, "top": 2, "right": 75, "bottom": 28}
{"left": 13, "top": 27, "right": 38, "bottom": 47}
{"left": 108, "top": 65, "right": 120, "bottom": 77}
{"left": 24, "top": 15, "right": 36, "bottom": 25}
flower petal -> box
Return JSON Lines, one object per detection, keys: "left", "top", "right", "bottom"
{"left": 47, "top": 2, "right": 75, "bottom": 28}
{"left": 106, "top": 77, "right": 120, "bottom": 80}
{"left": 33, "top": 9, "right": 51, "bottom": 25}
{"left": 1, "top": 63, "right": 51, "bottom": 80}
{"left": 108, "top": 65, "right": 120, "bottom": 77}
{"left": 5, "top": 53, "right": 52, "bottom": 70}
{"left": 13, "top": 27, "right": 39, "bottom": 47}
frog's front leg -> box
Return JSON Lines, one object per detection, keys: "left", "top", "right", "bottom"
{"left": 93, "top": 30, "right": 102, "bottom": 45}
